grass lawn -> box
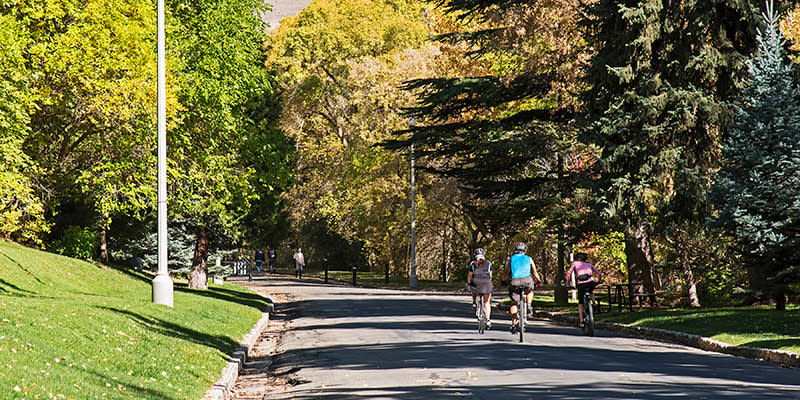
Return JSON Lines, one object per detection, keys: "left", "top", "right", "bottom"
{"left": 0, "top": 240, "right": 269, "bottom": 399}
{"left": 530, "top": 290, "right": 800, "bottom": 354}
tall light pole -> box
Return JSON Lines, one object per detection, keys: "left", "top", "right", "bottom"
{"left": 408, "top": 118, "right": 418, "bottom": 288}
{"left": 153, "top": 0, "right": 173, "bottom": 307}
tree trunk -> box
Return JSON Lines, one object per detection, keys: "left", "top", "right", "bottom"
{"left": 189, "top": 226, "right": 211, "bottom": 289}
{"left": 626, "top": 221, "right": 656, "bottom": 296}
{"left": 99, "top": 218, "right": 109, "bottom": 263}
{"left": 554, "top": 234, "right": 568, "bottom": 305}
{"left": 677, "top": 235, "right": 701, "bottom": 307}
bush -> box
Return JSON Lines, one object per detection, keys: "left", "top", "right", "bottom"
{"left": 50, "top": 225, "right": 98, "bottom": 260}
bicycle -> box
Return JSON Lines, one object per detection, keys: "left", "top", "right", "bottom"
{"left": 515, "top": 285, "right": 527, "bottom": 342}
{"left": 477, "top": 296, "right": 489, "bottom": 334}
{"left": 467, "top": 284, "right": 490, "bottom": 334}
{"left": 581, "top": 289, "right": 595, "bottom": 336}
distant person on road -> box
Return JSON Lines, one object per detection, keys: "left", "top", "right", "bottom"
{"left": 254, "top": 248, "right": 265, "bottom": 272}
{"left": 467, "top": 248, "right": 493, "bottom": 329}
{"left": 566, "top": 252, "right": 601, "bottom": 327}
{"left": 502, "top": 242, "right": 541, "bottom": 334}
{"left": 268, "top": 248, "right": 277, "bottom": 273}
{"left": 293, "top": 248, "right": 305, "bottom": 279}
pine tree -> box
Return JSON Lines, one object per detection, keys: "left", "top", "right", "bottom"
{"left": 582, "top": 0, "right": 754, "bottom": 295}
{"left": 388, "top": 0, "right": 592, "bottom": 303}
{"left": 712, "top": 0, "right": 800, "bottom": 308}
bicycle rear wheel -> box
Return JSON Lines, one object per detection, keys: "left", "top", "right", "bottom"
{"left": 477, "top": 303, "right": 486, "bottom": 334}
{"left": 584, "top": 294, "right": 594, "bottom": 336}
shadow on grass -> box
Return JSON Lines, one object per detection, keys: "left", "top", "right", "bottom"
{"left": 0, "top": 277, "right": 39, "bottom": 296}
{"left": 175, "top": 282, "right": 270, "bottom": 311}
{"left": 743, "top": 338, "right": 800, "bottom": 350}
{"left": 99, "top": 306, "right": 240, "bottom": 358}
{"left": 85, "top": 368, "right": 175, "bottom": 400}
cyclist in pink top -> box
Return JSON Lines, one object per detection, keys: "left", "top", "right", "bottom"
{"left": 566, "top": 253, "right": 601, "bottom": 327}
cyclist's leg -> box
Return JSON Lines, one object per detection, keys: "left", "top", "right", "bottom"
{"left": 577, "top": 284, "right": 587, "bottom": 325}
{"left": 482, "top": 293, "right": 491, "bottom": 321}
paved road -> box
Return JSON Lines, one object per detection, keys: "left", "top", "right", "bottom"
{"left": 240, "top": 276, "right": 800, "bottom": 399}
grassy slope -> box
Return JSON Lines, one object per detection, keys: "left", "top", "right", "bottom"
{"left": 0, "top": 240, "right": 268, "bottom": 399}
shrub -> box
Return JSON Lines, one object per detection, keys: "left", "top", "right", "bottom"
{"left": 50, "top": 225, "right": 98, "bottom": 260}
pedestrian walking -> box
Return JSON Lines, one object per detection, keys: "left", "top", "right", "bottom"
{"left": 254, "top": 248, "right": 265, "bottom": 272}
{"left": 268, "top": 248, "right": 277, "bottom": 273}
{"left": 293, "top": 248, "right": 305, "bottom": 279}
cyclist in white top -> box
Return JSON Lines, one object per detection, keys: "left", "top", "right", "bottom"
{"left": 467, "top": 248, "right": 493, "bottom": 328}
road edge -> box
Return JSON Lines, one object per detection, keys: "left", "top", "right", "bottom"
{"left": 534, "top": 310, "right": 800, "bottom": 369}
{"left": 201, "top": 298, "right": 275, "bottom": 400}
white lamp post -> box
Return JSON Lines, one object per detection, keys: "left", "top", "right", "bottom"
{"left": 153, "top": 0, "right": 173, "bottom": 307}
{"left": 408, "top": 118, "right": 418, "bottom": 288}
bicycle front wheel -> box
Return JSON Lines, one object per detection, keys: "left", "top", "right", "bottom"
{"left": 518, "top": 300, "right": 526, "bottom": 342}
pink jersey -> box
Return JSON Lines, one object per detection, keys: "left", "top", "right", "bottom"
{"left": 567, "top": 261, "right": 600, "bottom": 284}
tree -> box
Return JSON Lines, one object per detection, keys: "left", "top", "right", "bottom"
{"left": 712, "top": 0, "right": 800, "bottom": 309}
{"left": 390, "top": 0, "right": 591, "bottom": 300}
{"left": 167, "top": 0, "right": 286, "bottom": 289}
{"left": 0, "top": 14, "right": 48, "bottom": 244}
{"left": 582, "top": 0, "right": 755, "bottom": 297}
{"left": 267, "top": 0, "right": 441, "bottom": 274}
{"left": 7, "top": 0, "right": 160, "bottom": 257}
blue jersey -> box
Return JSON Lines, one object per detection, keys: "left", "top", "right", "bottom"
{"left": 510, "top": 253, "right": 533, "bottom": 279}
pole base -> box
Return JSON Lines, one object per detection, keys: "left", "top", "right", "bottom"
{"left": 153, "top": 273, "right": 174, "bottom": 307}
{"left": 409, "top": 274, "right": 418, "bottom": 289}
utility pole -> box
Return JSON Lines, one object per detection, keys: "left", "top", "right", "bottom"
{"left": 153, "top": 0, "right": 173, "bottom": 307}
{"left": 409, "top": 118, "right": 418, "bottom": 288}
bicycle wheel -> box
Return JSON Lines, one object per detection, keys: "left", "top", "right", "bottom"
{"left": 477, "top": 302, "right": 486, "bottom": 334}
{"left": 584, "top": 295, "right": 595, "bottom": 337}
{"left": 518, "top": 297, "right": 526, "bottom": 343}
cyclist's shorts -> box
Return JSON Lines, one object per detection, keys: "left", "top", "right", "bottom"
{"left": 469, "top": 277, "right": 493, "bottom": 295}
{"left": 508, "top": 276, "right": 534, "bottom": 303}
{"left": 577, "top": 281, "right": 599, "bottom": 301}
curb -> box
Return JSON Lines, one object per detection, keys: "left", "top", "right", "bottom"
{"left": 533, "top": 309, "right": 800, "bottom": 369}
{"left": 201, "top": 299, "right": 274, "bottom": 400}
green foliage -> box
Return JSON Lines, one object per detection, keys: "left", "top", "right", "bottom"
{"left": 0, "top": 13, "right": 48, "bottom": 244}
{"left": 583, "top": 0, "right": 754, "bottom": 231}
{"left": 712, "top": 1, "right": 800, "bottom": 280}
{"left": 167, "top": 0, "right": 282, "bottom": 237}
{"left": 49, "top": 225, "right": 99, "bottom": 260}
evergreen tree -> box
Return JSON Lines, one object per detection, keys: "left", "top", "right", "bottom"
{"left": 712, "top": 0, "right": 800, "bottom": 308}
{"left": 390, "top": 0, "right": 592, "bottom": 302}
{"left": 582, "top": 0, "right": 754, "bottom": 295}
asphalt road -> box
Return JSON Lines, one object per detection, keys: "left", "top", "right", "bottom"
{"left": 244, "top": 276, "right": 800, "bottom": 399}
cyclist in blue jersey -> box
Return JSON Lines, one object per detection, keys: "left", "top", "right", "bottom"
{"left": 502, "top": 242, "right": 541, "bottom": 334}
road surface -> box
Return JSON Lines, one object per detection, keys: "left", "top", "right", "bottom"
{"left": 237, "top": 276, "right": 800, "bottom": 399}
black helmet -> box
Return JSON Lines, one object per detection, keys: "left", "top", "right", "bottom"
{"left": 575, "top": 252, "right": 588, "bottom": 262}
{"left": 474, "top": 248, "right": 485, "bottom": 259}
{"left": 515, "top": 242, "right": 527, "bottom": 252}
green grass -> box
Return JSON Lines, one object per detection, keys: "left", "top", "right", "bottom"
{"left": 528, "top": 289, "right": 800, "bottom": 354}
{"left": 0, "top": 240, "right": 269, "bottom": 400}
{"left": 597, "top": 306, "right": 800, "bottom": 353}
